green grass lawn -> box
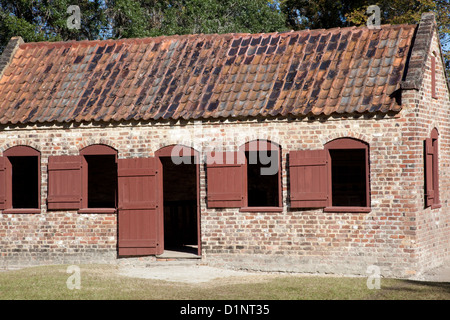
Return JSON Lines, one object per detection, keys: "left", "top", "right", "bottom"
{"left": 0, "top": 264, "right": 449, "bottom": 300}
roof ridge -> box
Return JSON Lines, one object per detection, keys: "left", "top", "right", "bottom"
{"left": 17, "top": 24, "right": 417, "bottom": 50}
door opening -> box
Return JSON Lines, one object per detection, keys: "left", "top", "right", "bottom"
{"left": 160, "top": 156, "right": 199, "bottom": 256}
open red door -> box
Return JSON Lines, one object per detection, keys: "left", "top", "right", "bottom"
{"left": 117, "top": 157, "right": 163, "bottom": 256}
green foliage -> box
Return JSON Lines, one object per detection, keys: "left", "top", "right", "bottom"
{"left": 280, "top": 0, "right": 450, "bottom": 74}
{"left": 345, "top": 0, "right": 449, "bottom": 78}
{"left": 104, "top": 0, "right": 287, "bottom": 38}
{"left": 0, "top": 0, "right": 106, "bottom": 45}
{"left": 279, "top": 0, "right": 355, "bottom": 29}
{"left": 151, "top": 0, "right": 287, "bottom": 36}
{"left": 0, "top": 0, "right": 448, "bottom": 75}
{"left": 0, "top": 0, "right": 286, "bottom": 51}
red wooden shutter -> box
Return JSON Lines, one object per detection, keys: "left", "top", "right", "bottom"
{"left": 47, "top": 156, "right": 83, "bottom": 210}
{"left": 432, "top": 137, "right": 440, "bottom": 208}
{"left": 206, "top": 151, "right": 245, "bottom": 208}
{"left": 0, "top": 157, "right": 6, "bottom": 210}
{"left": 425, "top": 138, "right": 434, "bottom": 207}
{"left": 289, "top": 149, "right": 328, "bottom": 208}
{"left": 117, "top": 157, "right": 162, "bottom": 256}
{"left": 425, "top": 136, "right": 441, "bottom": 208}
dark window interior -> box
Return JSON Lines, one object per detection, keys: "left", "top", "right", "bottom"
{"left": 330, "top": 149, "right": 367, "bottom": 207}
{"left": 85, "top": 155, "right": 117, "bottom": 208}
{"left": 246, "top": 151, "right": 279, "bottom": 207}
{"left": 9, "top": 156, "right": 39, "bottom": 209}
{"left": 161, "top": 156, "right": 197, "bottom": 250}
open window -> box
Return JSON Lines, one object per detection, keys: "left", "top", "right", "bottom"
{"left": 325, "top": 138, "right": 370, "bottom": 212}
{"left": 206, "top": 140, "right": 282, "bottom": 212}
{"left": 289, "top": 138, "right": 370, "bottom": 213}
{"left": 425, "top": 128, "right": 440, "bottom": 209}
{"left": 47, "top": 144, "right": 118, "bottom": 213}
{"left": 79, "top": 145, "right": 118, "bottom": 213}
{"left": 0, "top": 146, "right": 41, "bottom": 213}
{"left": 240, "top": 140, "right": 282, "bottom": 211}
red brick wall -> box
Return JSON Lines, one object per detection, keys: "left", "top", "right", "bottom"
{"left": 0, "top": 108, "right": 440, "bottom": 277}
{"left": 403, "top": 29, "right": 450, "bottom": 272}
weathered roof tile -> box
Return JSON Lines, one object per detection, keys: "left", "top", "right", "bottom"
{"left": 0, "top": 24, "right": 418, "bottom": 124}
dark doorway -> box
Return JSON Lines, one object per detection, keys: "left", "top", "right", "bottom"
{"left": 161, "top": 156, "right": 198, "bottom": 254}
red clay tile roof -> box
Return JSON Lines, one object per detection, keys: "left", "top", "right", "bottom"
{"left": 0, "top": 24, "right": 417, "bottom": 124}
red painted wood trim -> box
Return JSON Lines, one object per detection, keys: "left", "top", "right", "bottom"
{"left": 3, "top": 145, "right": 40, "bottom": 156}
{"left": 324, "top": 207, "right": 371, "bottom": 213}
{"left": 157, "top": 156, "right": 164, "bottom": 255}
{"left": 325, "top": 138, "right": 370, "bottom": 209}
{"left": 426, "top": 128, "right": 440, "bottom": 209}
{"left": 240, "top": 207, "right": 283, "bottom": 212}
{"left": 196, "top": 154, "right": 201, "bottom": 256}
{"left": 430, "top": 127, "right": 439, "bottom": 139}
{"left": 239, "top": 140, "right": 282, "bottom": 209}
{"left": 156, "top": 145, "right": 201, "bottom": 255}
{"left": 47, "top": 155, "right": 83, "bottom": 210}
{"left": 118, "top": 168, "right": 156, "bottom": 177}
{"left": 289, "top": 149, "right": 328, "bottom": 209}
{"left": 206, "top": 151, "right": 245, "bottom": 208}
{"left": 325, "top": 137, "right": 368, "bottom": 150}
{"left": 425, "top": 128, "right": 440, "bottom": 209}
{"left": 119, "top": 239, "right": 157, "bottom": 248}
{"left": 117, "top": 157, "right": 163, "bottom": 256}
{"left": 80, "top": 144, "right": 118, "bottom": 156}
{"left": 3, "top": 146, "right": 41, "bottom": 211}
{"left": 80, "top": 145, "right": 118, "bottom": 210}
{"left": 208, "top": 192, "right": 242, "bottom": 201}
{"left": 433, "top": 136, "right": 440, "bottom": 207}
{"left": 0, "top": 157, "right": 6, "bottom": 210}
{"left": 3, "top": 208, "right": 41, "bottom": 214}
{"left": 240, "top": 140, "right": 280, "bottom": 151}
{"left": 78, "top": 208, "right": 116, "bottom": 214}
{"left": 155, "top": 144, "right": 199, "bottom": 157}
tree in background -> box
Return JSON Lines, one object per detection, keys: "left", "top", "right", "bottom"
{"left": 344, "top": 0, "right": 449, "bottom": 71}
{"left": 280, "top": 0, "right": 449, "bottom": 73}
{"left": 0, "top": 0, "right": 105, "bottom": 44}
{"left": 0, "top": 0, "right": 448, "bottom": 75}
{"left": 104, "top": 0, "right": 287, "bottom": 38}
{"left": 0, "top": 0, "right": 287, "bottom": 48}
{"left": 280, "top": 0, "right": 355, "bottom": 30}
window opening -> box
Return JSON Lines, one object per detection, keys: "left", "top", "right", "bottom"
{"left": 245, "top": 150, "right": 279, "bottom": 207}
{"left": 10, "top": 156, "right": 39, "bottom": 209}
{"left": 85, "top": 155, "right": 117, "bottom": 208}
{"left": 329, "top": 149, "right": 367, "bottom": 207}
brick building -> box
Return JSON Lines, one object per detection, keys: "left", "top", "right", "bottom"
{"left": 0, "top": 12, "right": 448, "bottom": 278}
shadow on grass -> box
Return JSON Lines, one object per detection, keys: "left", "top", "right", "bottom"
{"left": 403, "top": 280, "right": 450, "bottom": 291}
{"left": 375, "top": 279, "right": 450, "bottom": 299}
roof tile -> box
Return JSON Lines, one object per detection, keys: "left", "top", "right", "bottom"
{"left": 0, "top": 24, "right": 417, "bottom": 124}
